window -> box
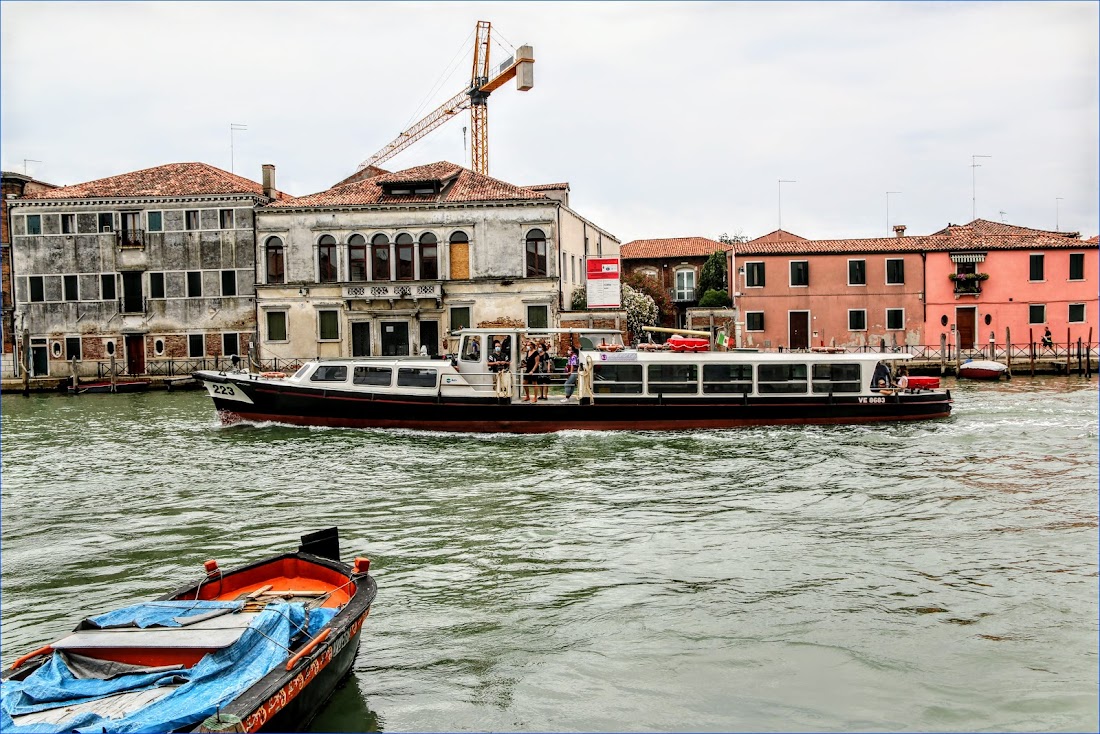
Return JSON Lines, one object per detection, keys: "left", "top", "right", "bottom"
{"left": 65, "top": 337, "right": 81, "bottom": 361}
{"left": 396, "top": 233, "right": 415, "bottom": 280}
{"left": 318, "top": 235, "right": 338, "bottom": 283}
{"left": 353, "top": 366, "right": 392, "bottom": 386}
{"left": 1029, "top": 253, "right": 1044, "bottom": 281}
{"left": 348, "top": 235, "right": 367, "bottom": 281}
{"left": 886, "top": 259, "right": 905, "bottom": 284}
{"left": 746, "top": 312, "right": 764, "bottom": 331}
{"left": 702, "top": 364, "right": 753, "bottom": 394}
{"left": 147, "top": 211, "right": 163, "bottom": 232}
{"left": 790, "top": 261, "right": 809, "bottom": 287}
{"left": 61, "top": 214, "right": 75, "bottom": 234}
{"left": 265, "top": 236, "right": 285, "bottom": 284}
{"left": 450, "top": 306, "right": 470, "bottom": 333}
{"left": 527, "top": 305, "right": 548, "bottom": 329}
{"left": 419, "top": 233, "right": 438, "bottom": 280}
{"left": 592, "top": 363, "right": 643, "bottom": 394}
{"left": 97, "top": 213, "right": 113, "bottom": 232}
{"left": 397, "top": 367, "right": 438, "bottom": 388}
{"left": 26, "top": 215, "right": 41, "bottom": 235}
{"left": 647, "top": 364, "right": 699, "bottom": 394}
{"left": 886, "top": 308, "right": 904, "bottom": 330}
{"left": 153, "top": 338, "right": 165, "bottom": 356}
{"left": 267, "top": 311, "right": 288, "bottom": 341}
{"left": 185, "top": 210, "right": 199, "bottom": 230}
{"left": 757, "top": 363, "right": 808, "bottom": 394}
{"left": 1069, "top": 303, "right": 1086, "bottom": 323}
{"left": 811, "top": 363, "right": 862, "bottom": 394}
{"left": 101, "top": 274, "right": 116, "bottom": 301}
{"left": 848, "top": 259, "right": 866, "bottom": 286}
{"left": 372, "top": 234, "right": 390, "bottom": 280}
{"left": 63, "top": 275, "right": 78, "bottom": 301}
{"left": 187, "top": 271, "right": 202, "bottom": 297}
{"left": 674, "top": 269, "right": 695, "bottom": 301}
{"left": 310, "top": 365, "right": 348, "bottom": 382}
{"left": 745, "top": 262, "right": 765, "bottom": 288}
{"left": 221, "top": 270, "right": 237, "bottom": 296}
{"left": 571, "top": 255, "right": 577, "bottom": 283}
{"left": 848, "top": 310, "right": 867, "bottom": 331}
{"left": 29, "top": 276, "right": 44, "bottom": 302}
{"left": 219, "top": 209, "right": 233, "bottom": 229}
{"left": 525, "top": 228, "right": 547, "bottom": 277}
{"left": 222, "top": 333, "right": 239, "bottom": 356}
{"left": 1028, "top": 304, "right": 1046, "bottom": 324}
{"left": 1069, "top": 253, "right": 1085, "bottom": 281}
{"left": 149, "top": 272, "right": 165, "bottom": 299}
{"left": 318, "top": 310, "right": 340, "bottom": 340}
{"left": 188, "top": 334, "right": 205, "bottom": 358}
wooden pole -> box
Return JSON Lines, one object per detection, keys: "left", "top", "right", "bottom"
{"left": 1029, "top": 327, "right": 1035, "bottom": 376}
{"left": 69, "top": 356, "right": 77, "bottom": 392}
{"left": 110, "top": 352, "right": 117, "bottom": 393}
{"left": 954, "top": 326, "right": 961, "bottom": 376}
{"left": 1005, "top": 326, "right": 1012, "bottom": 379}
{"left": 1077, "top": 337, "right": 1083, "bottom": 375}
{"left": 21, "top": 329, "right": 30, "bottom": 397}
{"left": 1088, "top": 327, "right": 1093, "bottom": 380}
{"left": 1066, "top": 327, "right": 1071, "bottom": 375}
{"left": 940, "top": 333, "right": 947, "bottom": 376}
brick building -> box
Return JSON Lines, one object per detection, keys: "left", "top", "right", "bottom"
{"left": 619, "top": 236, "right": 731, "bottom": 328}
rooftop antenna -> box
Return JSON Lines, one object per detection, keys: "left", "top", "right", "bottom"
{"left": 229, "top": 123, "right": 247, "bottom": 174}
{"left": 22, "top": 159, "right": 41, "bottom": 175}
{"left": 971, "top": 154, "right": 991, "bottom": 220}
{"left": 462, "top": 125, "right": 467, "bottom": 158}
{"left": 886, "top": 191, "right": 901, "bottom": 236}
{"left": 999, "top": 210, "right": 1007, "bottom": 223}
{"left": 1056, "top": 197, "right": 1064, "bottom": 231}
{"left": 778, "top": 179, "right": 796, "bottom": 232}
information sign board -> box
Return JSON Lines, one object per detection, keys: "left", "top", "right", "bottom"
{"left": 585, "top": 257, "right": 621, "bottom": 308}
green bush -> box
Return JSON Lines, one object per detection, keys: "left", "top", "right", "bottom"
{"left": 698, "top": 289, "right": 731, "bottom": 308}
{"left": 570, "top": 287, "right": 588, "bottom": 310}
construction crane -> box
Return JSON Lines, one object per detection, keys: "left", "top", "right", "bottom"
{"left": 357, "top": 21, "right": 534, "bottom": 176}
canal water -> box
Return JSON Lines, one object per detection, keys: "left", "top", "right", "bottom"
{"left": 1, "top": 378, "right": 1097, "bottom": 732}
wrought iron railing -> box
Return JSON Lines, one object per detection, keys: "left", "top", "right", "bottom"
{"left": 117, "top": 229, "right": 144, "bottom": 249}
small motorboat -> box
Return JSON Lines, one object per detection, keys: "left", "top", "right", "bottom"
{"left": 2, "top": 528, "right": 376, "bottom": 733}
{"left": 68, "top": 380, "right": 151, "bottom": 395}
{"left": 957, "top": 359, "right": 1008, "bottom": 380}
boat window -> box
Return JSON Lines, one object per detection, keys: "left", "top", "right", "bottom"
{"left": 811, "top": 363, "right": 862, "bottom": 394}
{"left": 580, "top": 336, "right": 595, "bottom": 349}
{"left": 353, "top": 366, "right": 392, "bottom": 386}
{"left": 592, "top": 363, "right": 643, "bottom": 394}
{"left": 397, "top": 367, "right": 438, "bottom": 388}
{"left": 310, "top": 365, "right": 348, "bottom": 382}
{"left": 292, "top": 363, "right": 311, "bottom": 379}
{"left": 703, "top": 364, "right": 753, "bottom": 394}
{"left": 757, "top": 363, "right": 807, "bottom": 394}
{"left": 461, "top": 335, "right": 482, "bottom": 362}
{"left": 647, "top": 364, "right": 698, "bottom": 394}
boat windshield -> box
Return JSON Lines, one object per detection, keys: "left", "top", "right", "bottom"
{"left": 292, "top": 363, "right": 312, "bottom": 380}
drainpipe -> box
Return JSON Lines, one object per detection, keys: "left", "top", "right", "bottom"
{"left": 920, "top": 251, "right": 927, "bottom": 328}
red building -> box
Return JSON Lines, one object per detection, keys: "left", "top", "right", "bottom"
{"left": 620, "top": 236, "right": 731, "bottom": 327}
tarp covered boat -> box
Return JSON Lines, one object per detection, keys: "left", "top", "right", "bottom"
{"left": 2, "top": 529, "right": 376, "bottom": 733}
{"left": 957, "top": 359, "right": 1008, "bottom": 380}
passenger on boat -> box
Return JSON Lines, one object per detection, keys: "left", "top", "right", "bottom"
{"left": 537, "top": 342, "right": 552, "bottom": 400}
{"left": 560, "top": 346, "right": 581, "bottom": 402}
{"left": 522, "top": 341, "right": 539, "bottom": 402}
{"left": 488, "top": 341, "right": 509, "bottom": 372}
{"left": 895, "top": 366, "right": 909, "bottom": 393}
{"left": 465, "top": 336, "right": 481, "bottom": 361}
{"left": 871, "top": 362, "right": 892, "bottom": 393}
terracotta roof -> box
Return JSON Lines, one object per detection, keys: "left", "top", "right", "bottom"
{"left": 527, "top": 182, "right": 570, "bottom": 191}
{"left": 271, "top": 161, "right": 548, "bottom": 208}
{"left": 18, "top": 162, "right": 276, "bottom": 200}
{"left": 746, "top": 229, "right": 807, "bottom": 244}
{"left": 735, "top": 229, "right": 1094, "bottom": 256}
{"left": 621, "top": 237, "right": 731, "bottom": 259}
{"left": 332, "top": 165, "right": 390, "bottom": 188}
{"left": 1087, "top": 235, "right": 1099, "bottom": 244}
{"left": 930, "top": 219, "right": 1079, "bottom": 239}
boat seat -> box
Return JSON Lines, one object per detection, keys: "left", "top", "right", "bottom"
{"left": 53, "top": 612, "right": 256, "bottom": 651}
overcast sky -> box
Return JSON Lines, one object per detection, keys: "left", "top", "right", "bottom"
{"left": 3, "top": 2, "right": 1097, "bottom": 242}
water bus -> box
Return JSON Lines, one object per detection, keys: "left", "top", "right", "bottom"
{"left": 194, "top": 328, "right": 951, "bottom": 433}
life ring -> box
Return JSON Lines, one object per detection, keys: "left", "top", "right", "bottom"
{"left": 260, "top": 371, "right": 286, "bottom": 379}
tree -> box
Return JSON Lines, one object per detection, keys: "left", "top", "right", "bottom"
{"left": 698, "top": 289, "right": 731, "bottom": 308}
{"left": 697, "top": 250, "right": 728, "bottom": 295}
{"left": 622, "top": 271, "right": 674, "bottom": 326}
{"left": 570, "top": 286, "right": 587, "bottom": 310}
{"left": 717, "top": 231, "right": 749, "bottom": 245}
{"left": 621, "top": 283, "right": 658, "bottom": 342}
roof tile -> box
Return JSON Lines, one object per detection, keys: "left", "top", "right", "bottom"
{"left": 20, "top": 162, "right": 274, "bottom": 200}
{"left": 621, "top": 237, "right": 730, "bottom": 260}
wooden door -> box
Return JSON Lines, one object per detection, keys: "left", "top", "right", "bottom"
{"left": 125, "top": 334, "right": 145, "bottom": 375}
{"left": 956, "top": 308, "right": 976, "bottom": 349}
{"left": 789, "top": 311, "right": 810, "bottom": 350}
{"left": 450, "top": 243, "right": 469, "bottom": 280}
{"left": 351, "top": 322, "right": 371, "bottom": 357}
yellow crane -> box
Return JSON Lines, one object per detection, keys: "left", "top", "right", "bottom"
{"left": 357, "top": 21, "right": 534, "bottom": 176}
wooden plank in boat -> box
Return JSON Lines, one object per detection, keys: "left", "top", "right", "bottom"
{"left": 53, "top": 613, "right": 256, "bottom": 650}
{"left": 11, "top": 685, "right": 177, "bottom": 726}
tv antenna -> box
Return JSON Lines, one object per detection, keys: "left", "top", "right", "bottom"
{"left": 230, "top": 123, "right": 248, "bottom": 174}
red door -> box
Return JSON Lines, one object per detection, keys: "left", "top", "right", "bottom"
{"left": 956, "top": 308, "right": 976, "bottom": 350}
{"left": 789, "top": 311, "right": 810, "bottom": 350}
{"left": 125, "top": 334, "right": 146, "bottom": 375}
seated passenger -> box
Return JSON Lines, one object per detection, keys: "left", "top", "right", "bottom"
{"left": 870, "top": 361, "right": 891, "bottom": 392}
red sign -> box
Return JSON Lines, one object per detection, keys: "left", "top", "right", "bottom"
{"left": 586, "top": 258, "right": 621, "bottom": 308}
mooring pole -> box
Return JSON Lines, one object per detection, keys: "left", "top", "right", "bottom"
{"left": 1005, "top": 326, "right": 1012, "bottom": 379}
{"left": 1066, "top": 328, "right": 1071, "bottom": 375}
{"left": 110, "top": 353, "right": 117, "bottom": 393}
{"left": 1029, "top": 327, "right": 1035, "bottom": 376}
{"left": 939, "top": 333, "right": 947, "bottom": 376}
{"left": 21, "top": 329, "right": 30, "bottom": 397}
{"left": 1088, "top": 327, "right": 1093, "bottom": 380}
{"left": 1077, "top": 337, "right": 1083, "bottom": 375}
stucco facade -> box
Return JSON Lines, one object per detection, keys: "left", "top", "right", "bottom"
{"left": 254, "top": 162, "right": 618, "bottom": 361}
{"left": 3, "top": 172, "right": 57, "bottom": 376}
{"left": 8, "top": 163, "right": 276, "bottom": 378}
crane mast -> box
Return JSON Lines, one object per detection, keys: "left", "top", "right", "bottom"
{"left": 358, "top": 21, "right": 533, "bottom": 176}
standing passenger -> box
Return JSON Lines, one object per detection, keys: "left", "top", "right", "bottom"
{"left": 522, "top": 341, "right": 539, "bottom": 402}
{"left": 560, "top": 346, "right": 581, "bottom": 402}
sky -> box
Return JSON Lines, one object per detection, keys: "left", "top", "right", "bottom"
{"left": 2, "top": 2, "right": 1097, "bottom": 243}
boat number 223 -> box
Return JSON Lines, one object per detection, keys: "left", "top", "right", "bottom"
{"left": 212, "top": 384, "right": 236, "bottom": 396}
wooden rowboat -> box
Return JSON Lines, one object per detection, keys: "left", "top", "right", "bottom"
{"left": 1, "top": 528, "right": 376, "bottom": 733}
{"left": 957, "top": 360, "right": 1008, "bottom": 380}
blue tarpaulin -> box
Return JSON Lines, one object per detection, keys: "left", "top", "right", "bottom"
{"left": 2, "top": 601, "right": 339, "bottom": 733}
{"left": 87, "top": 600, "right": 244, "bottom": 629}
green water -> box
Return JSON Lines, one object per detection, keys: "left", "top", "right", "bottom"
{"left": 2, "top": 378, "right": 1097, "bottom": 732}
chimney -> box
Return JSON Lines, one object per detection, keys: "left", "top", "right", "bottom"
{"left": 262, "top": 164, "right": 276, "bottom": 200}
{"left": 893, "top": 224, "right": 907, "bottom": 237}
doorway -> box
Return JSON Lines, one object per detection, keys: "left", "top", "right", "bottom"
{"left": 789, "top": 311, "right": 810, "bottom": 350}
{"left": 121, "top": 271, "right": 144, "bottom": 313}
{"left": 351, "top": 322, "right": 371, "bottom": 357}
{"left": 31, "top": 339, "right": 48, "bottom": 377}
{"left": 420, "top": 320, "right": 440, "bottom": 357}
{"left": 956, "top": 307, "right": 976, "bottom": 350}
{"left": 380, "top": 322, "right": 409, "bottom": 356}
{"left": 125, "top": 334, "right": 146, "bottom": 375}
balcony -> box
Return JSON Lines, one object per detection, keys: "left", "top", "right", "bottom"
{"left": 950, "top": 272, "right": 987, "bottom": 296}
{"left": 343, "top": 281, "right": 442, "bottom": 300}
{"left": 669, "top": 288, "right": 697, "bottom": 303}
{"left": 117, "top": 229, "right": 145, "bottom": 249}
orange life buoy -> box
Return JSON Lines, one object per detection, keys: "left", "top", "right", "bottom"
{"left": 260, "top": 371, "right": 286, "bottom": 379}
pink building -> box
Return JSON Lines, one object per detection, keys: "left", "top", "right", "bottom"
{"left": 730, "top": 221, "right": 1098, "bottom": 350}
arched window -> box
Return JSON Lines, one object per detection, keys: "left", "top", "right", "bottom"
{"left": 396, "top": 233, "right": 415, "bottom": 280}
{"left": 371, "top": 234, "right": 390, "bottom": 281}
{"left": 318, "top": 235, "right": 337, "bottom": 283}
{"left": 525, "top": 228, "right": 547, "bottom": 277}
{"left": 449, "top": 231, "right": 469, "bottom": 244}
{"left": 265, "top": 236, "right": 285, "bottom": 284}
{"left": 419, "top": 233, "right": 438, "bottom": 280}
{"left": 449, "top": 230, "right": 470, "bottom": 280}
{"left": 348, "top": 234, "right": 367, "bottom": 282}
